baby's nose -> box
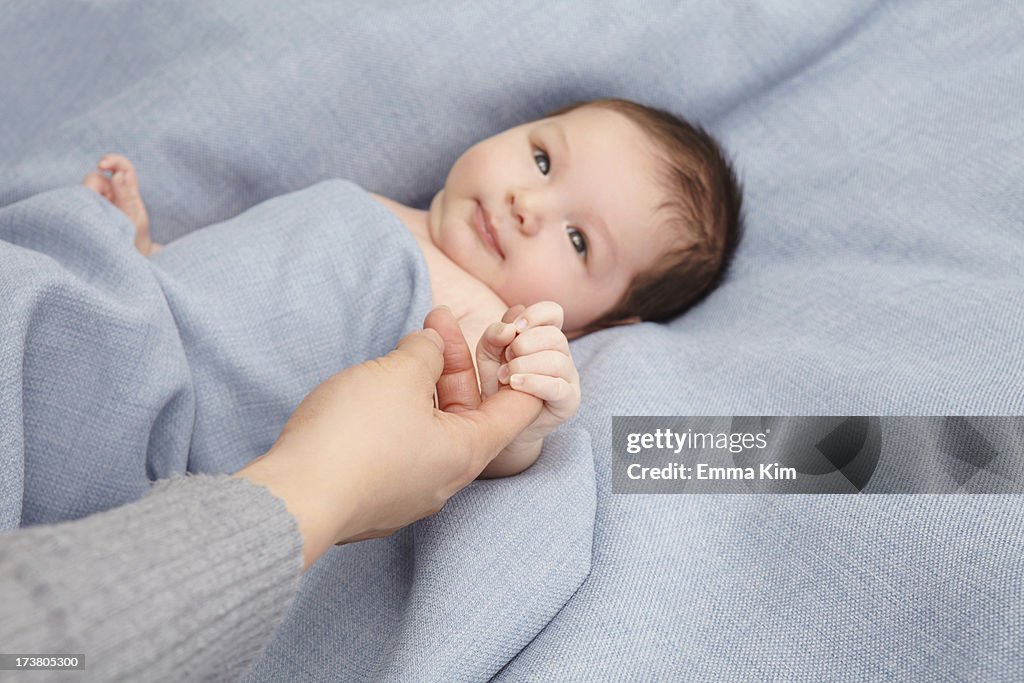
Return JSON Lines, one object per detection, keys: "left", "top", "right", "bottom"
{"left": 509, "top": 190, "right": 544, "bottom": 236}
{"left": 516, "top": 211, "right": 543, "bottom": 237}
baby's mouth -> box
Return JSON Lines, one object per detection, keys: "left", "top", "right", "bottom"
{"left": 474, "top": 201, "right": 505, "bottom": 259}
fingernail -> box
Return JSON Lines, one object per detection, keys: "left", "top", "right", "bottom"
{"left": 504, "top": 347, "right": 515, "bottom": 361}
{"left": 497, "top": 364, "right": 510, "bottom": 381}
{"left": 510, "top": 374, "right": 524, "bottom": 387}
{"left": 515, "top": 317, "right": 527, "bottom": 332}
{"left": 437, "top": 305, "right": 451, "bottom": 312}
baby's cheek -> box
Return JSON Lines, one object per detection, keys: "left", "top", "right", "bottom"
{"left": 449, "top": 147, "right": 491, "bottom": 187}
{"left": 493, "top": 276, "right": 562, "bottom": 314}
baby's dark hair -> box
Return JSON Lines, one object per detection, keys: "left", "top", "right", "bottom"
{"left": 544, "top": 98, "right": 744, "bottom": 332}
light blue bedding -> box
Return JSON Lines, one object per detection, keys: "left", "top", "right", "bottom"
{"left": 0, "top": 181, "right": 430, "bottom": 525}
{"left": 2, "top": 1, "right": 1022, "bottom": 680}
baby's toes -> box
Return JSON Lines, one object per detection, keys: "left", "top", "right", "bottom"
{"left": 110, "top": 169, "right": 139, "bottom": 206}
{"left": 112, "top": 167, "right": 139, "bottom": 194}
{"left": 82, "top": 171, "right": 113, "bottom": 201}
{"left": 110, "top": 170, "right": 149, "bottom": 231}
{"left": 97, "top": 153, "right": 135, "bottom": 174}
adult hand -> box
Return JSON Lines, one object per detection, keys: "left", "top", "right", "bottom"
{"left": 233, "top": 307, "right": 543, "bottom": 569}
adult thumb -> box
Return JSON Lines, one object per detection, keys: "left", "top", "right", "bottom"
{"left": 390, "top": 327, "right": 445, "bottom": 384}
{"left": 424, "top": 306, "right": 482, "bottom": 413}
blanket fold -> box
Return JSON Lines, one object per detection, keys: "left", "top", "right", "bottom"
{"left": 0, "top": 180, "right": 432, "bottom": 527}
{"left": 246, "top": 428, "right": 596, "bottom": 682}
{"left": 4, "top": 0, "right": 1024, "bottom": 679}
{"left": 151, "top": 179, "right": 433, "bottom": 475}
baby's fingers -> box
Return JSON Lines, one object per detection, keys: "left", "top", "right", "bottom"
{"left": 512, "top": 301, "right": 564, "bottom": 332}
{"left": 500, "top": 348, "right": 580, "bottom": 419}
{"left": 508, "top": 374, "right": 580, "bottom": 419}
{"left": 500, "top": 349, "right": 579, "bottom": 389}
{"left": 478, "top": 321, "right": 517, "bottom": 361}
{"left": 476, "top": 321, "right": 517, "bottom": 397}
{"left": 501, "top": 304, "right": 526, "bottom": 325}
{"left": 505, "top": 325, "right": 569, "bottom": 362}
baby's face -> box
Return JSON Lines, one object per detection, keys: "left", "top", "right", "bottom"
{"left": 427, "top": 106, "right": 673, "bottom": 336}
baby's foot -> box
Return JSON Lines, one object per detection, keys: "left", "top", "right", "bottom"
{"left": 82, "top": 153, "right": 150, "bottom": 233}
{"left": 83, "top": 153, "right": 159, "bottom": 254}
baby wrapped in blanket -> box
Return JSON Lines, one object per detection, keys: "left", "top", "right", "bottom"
{"left": 4, "top": 98, "right": 741, "bottom": 527}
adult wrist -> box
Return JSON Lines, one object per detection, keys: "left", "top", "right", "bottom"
{"left": 232, "top": 449, "right": 359, "bottom": 570}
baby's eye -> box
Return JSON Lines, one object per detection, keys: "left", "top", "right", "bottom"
{"left": 566, "top": 226, "right": 587, "bottom": 258}
{"left": 533, "top": 149, "right": 550, "bottom": 175}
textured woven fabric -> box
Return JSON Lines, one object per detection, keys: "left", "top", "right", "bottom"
{"left": 0, "top": 475, "right": 303, "bottom": 682}
{"left": 2, "top": 1, "right": 1022, "bottom": 680}
{"left": 0, "top": 180, "right": 431, "bottom": 527}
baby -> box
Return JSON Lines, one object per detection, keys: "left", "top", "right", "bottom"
{"left": 84, "top": 97, "right": 743, "bottom": 477}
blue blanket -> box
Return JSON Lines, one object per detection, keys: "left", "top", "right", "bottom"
{"left": 2, "top": 1, "right": 1022, "bottom": 680}
{"left": 0, "top": 181, "right": 431, "bottom": 526}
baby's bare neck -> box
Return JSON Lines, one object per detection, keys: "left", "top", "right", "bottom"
{"left": 367, "top": 193, "right": 506, "bottom": 351}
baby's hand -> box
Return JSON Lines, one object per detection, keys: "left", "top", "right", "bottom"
{"left": 82, "top": 153, "right": 161, "bottom": 256}
{"left": 476, "top": 301, "right": 581, "bottom": 478}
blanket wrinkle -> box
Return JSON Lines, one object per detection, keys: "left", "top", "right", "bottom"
{"left": 1, "top": 180, "right": 433, "bottom": 528}
{"left": 5, "top": 1, "right": 1024, "bottom": 679}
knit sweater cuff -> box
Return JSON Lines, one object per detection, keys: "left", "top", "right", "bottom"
{"left": 0, "top": 473, "right": 303, "bottom": 681}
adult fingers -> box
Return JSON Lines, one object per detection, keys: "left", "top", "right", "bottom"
{"left": 390, "top": 327, "right": 445, "bottom": 388}
{"left": 424, "top": 306, "right": 481, "bottom": 413}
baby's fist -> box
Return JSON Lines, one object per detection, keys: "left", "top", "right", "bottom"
{"left": 476, "top": 302, "right": 581, "bottom": 477}
{"left": 499, "top": 301, "right": 579, "bottom": 419}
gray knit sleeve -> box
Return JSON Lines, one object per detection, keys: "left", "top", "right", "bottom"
{"left": 0, "top": 474, "right": 304, "bottom": 682}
